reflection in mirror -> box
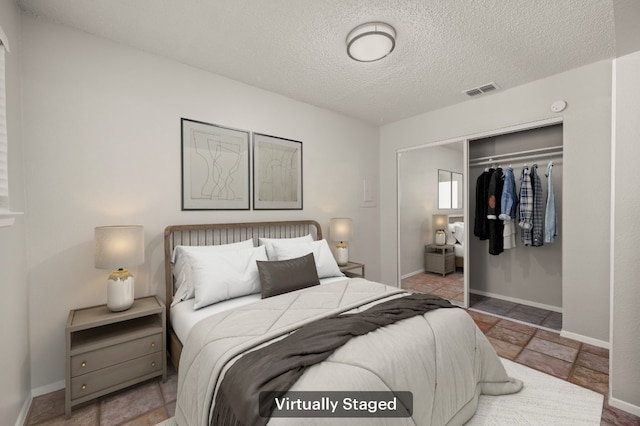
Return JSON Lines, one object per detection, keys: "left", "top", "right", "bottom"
{"left": 453, "top": 172, "right": 463, "bottom": 208}
{"left": 438, "top": 170, "right": 463, "bottom": 209}
{"left": 398, "top": 141, "right": 465, "bottom": 307}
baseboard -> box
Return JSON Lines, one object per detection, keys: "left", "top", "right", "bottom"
{"left": 560, "top": 330, "right": 610, "bottom": 350}
{"left": 15, "top": 380, "right": 65, "bottom": 426}
{"left": 469, "top": 289, "right": 563, "bottom": 313}
{"left": 608, "top": 395, "right": 640, "bottom": 418}
{"left": 400, "top": 269, "right": 425, "bottom": 280}
{"left": 15, "top": 394, "right": 32, "bottom": 426}
{"left": 31, "top": 379, "right": 64, "bottom": 397}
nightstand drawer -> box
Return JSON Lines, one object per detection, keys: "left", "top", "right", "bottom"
{"left": 71, "top": 333, "right": 162, "bottom": 376}
{"left": 70, "top": 351, "right": 163, "bottom": 400}
{"left": 425, "top": 253, "right": 441, "bottom": 264}
{"left": 424, "top": 244, "right": 455, "bottom": 276}
{"left": 445, "top": 255, "right": 455, "bottom": 270}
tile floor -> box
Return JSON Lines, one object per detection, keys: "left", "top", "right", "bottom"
{"left": 470, "top": 293, "right": 563, "bottom": 331}
{"left": 403, "top": 271, "right": 640, "bottom": 426}
{"left": 402, "top": 271, "right": 562, "bottom": 332}
{"left": 25, "top": 367, "right": 178, "bottom": 426}
{"left": 402, "top": 270, "right": 465, "bottom": 305}
{"left": 25, "top": 276, "right": 640, "bottom": 425}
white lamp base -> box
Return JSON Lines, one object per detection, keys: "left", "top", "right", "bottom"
{"left": 336, "top": 246, "right": 349, "bottom": 266}
{"left": 435, "top": 230, "right": 446, "bottom": 245}
{"left": 107, "top": 269, "right": 135, "bottom": 312}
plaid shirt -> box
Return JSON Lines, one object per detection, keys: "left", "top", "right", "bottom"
{"left": 519, "top": 166, "right": 533, "bottom": 245}
{"left": 531, "top": 164, "right": 544, "bottom": 247}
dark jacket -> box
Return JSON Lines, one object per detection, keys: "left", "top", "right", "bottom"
{"left": 487, "top": 168, "right": 504, "bottom": 255}
{"left": 474, "top": 169, "right": 494, "bottom": 240}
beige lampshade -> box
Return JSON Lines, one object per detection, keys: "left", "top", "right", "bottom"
{"left": 432, "top": 215, "right": 448, "bottom": 231}
{"left": 329, "top": 218, "right": 353, "bottom": 242}
{"left": 95, "top": 225, "right": 145, "bottom": 269}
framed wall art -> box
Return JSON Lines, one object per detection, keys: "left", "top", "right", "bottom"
{"left": 181, "top": 118, "right": 250, "bottom": 210}
{"left": 253, "top": 133, "right": 303, "bottom": 210}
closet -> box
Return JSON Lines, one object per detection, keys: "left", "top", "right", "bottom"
{"left": 467, "top": 124, "right": 563, "bottom": 320}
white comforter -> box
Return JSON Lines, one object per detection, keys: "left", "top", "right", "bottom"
{"left": 174, "top": 279, "right": 522, "bottom": 426}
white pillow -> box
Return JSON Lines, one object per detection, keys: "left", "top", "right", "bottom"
{"left": 446, "top": 231, "right": 457, "bottom": 245}
{"left": 259, "top": 234, "right": 314, "bottom": 260}
{"left": 445, "top": 223, "right": 456, "bottom": 244}
{"left": 171, "top": 239, "right": 254, "bottom": 306}
{"left": 188, "top": 245, "right": 268, "bottom": 310}
{"left": 453, "top": 222, "right": 465, "bottom": 244}
{"left": 273, "top": 239, "right": 344, "bottom": 279}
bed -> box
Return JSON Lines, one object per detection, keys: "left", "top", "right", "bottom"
{"left": 164, "top": 220, "right": 521, "bottom": 426}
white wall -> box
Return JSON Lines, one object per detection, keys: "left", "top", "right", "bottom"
{"left": 381, "top": 60, "right": 612, "bottom": 344}
{"left": 399, "top": 144, "right": 463, "bottom": 276}
{"left": 21, "top": 15, "right": 380, "bottom": 390}
{"left": 610, "top": 50, "right": 640, "bottom": 416}
{"left": 0, "top": 1, "right": 29, "bottom": 425}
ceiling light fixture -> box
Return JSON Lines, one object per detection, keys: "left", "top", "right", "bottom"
{"left": 346, "top": 22, "right": 396, "bottom": 62}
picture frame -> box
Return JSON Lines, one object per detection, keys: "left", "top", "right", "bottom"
{"left": 181, "top": 118, "right": 250, "bottom": 210}
{"left": 253, "top": 133, "right": 303, "bottom": 210}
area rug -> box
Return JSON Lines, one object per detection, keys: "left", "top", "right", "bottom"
{"left": 467, "top": 358, "right": 604, "bottom": 425}
{"left": 157, "top": 358, "right": 604, "bottom": 425}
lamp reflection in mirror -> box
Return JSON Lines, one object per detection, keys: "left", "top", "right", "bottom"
{"left": 95, "top": 225, "right": 144, "bottom": 312}
{"left": 432, "top": 215, "right": 448, "bottom": 245}
{"left": 329, "top": 218, "right": 353, "bottom": 266}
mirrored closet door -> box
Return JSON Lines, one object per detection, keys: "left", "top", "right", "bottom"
{"left": 397, "top": 140, "right": 467, "bottom": 307}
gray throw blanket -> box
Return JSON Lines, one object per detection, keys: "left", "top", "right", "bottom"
{"left": 211, "top": 293, "right": 456, "bottom": 426}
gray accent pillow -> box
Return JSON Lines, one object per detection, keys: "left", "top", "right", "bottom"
{"left": 257, "top": 253, "right": 320, "bottom": 298}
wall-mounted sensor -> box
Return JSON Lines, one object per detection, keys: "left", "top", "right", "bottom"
{"left": 550, "top": 100, "right": 567, "bottom": 113}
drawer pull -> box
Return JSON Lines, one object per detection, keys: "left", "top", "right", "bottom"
{"left": 81, "top": 361, "right": 86, "bottom": 368}
{"left": 81, "top": 384, "right": 86, "bottom": 390}
{"left": 151, "top": 361, "right": 156, "bottom": 368}
{"left": 151, "top": 342, "right": 156, "bottom": 348}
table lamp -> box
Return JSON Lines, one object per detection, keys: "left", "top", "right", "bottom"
{"left": 432, "top": 214, "right": 448, "bottom": 245}
{"left": 95, "top": 225, "right": 144, "bottom": 312}
{"left": 329, "top": 218, "right": 353, "bottom": 266}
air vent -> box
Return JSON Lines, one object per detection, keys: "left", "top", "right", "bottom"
{"left": 463, "top": 82, "right": 500, "bottom": 97}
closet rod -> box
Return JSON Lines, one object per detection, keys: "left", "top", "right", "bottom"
{"left": 469, "top": 153, "right": 563, "bottom": 167}
{"left": 468, "top": 145, "right": 563, "bottom": 165}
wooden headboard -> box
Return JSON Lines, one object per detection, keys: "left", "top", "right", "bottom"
{"left": 448, "top": 215, "right": 464, "bottom": 224}
{"left": 163, "top": 220, "right": 322, "bottom": 313}
{"left": 163, "top": 220, "right": 322, "bottom": 368}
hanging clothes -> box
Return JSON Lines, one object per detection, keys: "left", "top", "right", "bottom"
{"left": 519, "top": 166, "right": 533, "bottom": 246}
{"left": 544, "top": 161, "right": 557, "bottom": 243}
{"left": 474, "top": 168, "right": 494, "bottom": 240}
{"left": 503, "top": 219, "right": 517, "bottom": 249}
{"left": 499, "top": 166, "right": 518, "bottom": 250}
{"left": 499, "top": 166, "right": 518, "bottom": 220}
{"left": 487, "top": 167, "right": 504, "bottom": 255}
{"left": 487, "top": 167, "right": 503, "bottom": 220}
{"left": 530, "top": 164, "right": 544, "bottom": 247}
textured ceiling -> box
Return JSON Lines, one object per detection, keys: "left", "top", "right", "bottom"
{"left": 17, "top": 0, "right": 620, "bottom": 125}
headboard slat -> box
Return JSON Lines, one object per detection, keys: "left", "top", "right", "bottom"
{"left": 448, "top": 215, "right": 464, "bottom": 224}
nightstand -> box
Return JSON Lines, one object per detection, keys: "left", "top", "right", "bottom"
{"left": 340, "top": 261, "right": 365, "bottom": 278}
{"left": 65, "top": 296, "right": 166, "bottom": 417}
{"left": 424, "top": 244, "right": 455, "bottom": 276}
